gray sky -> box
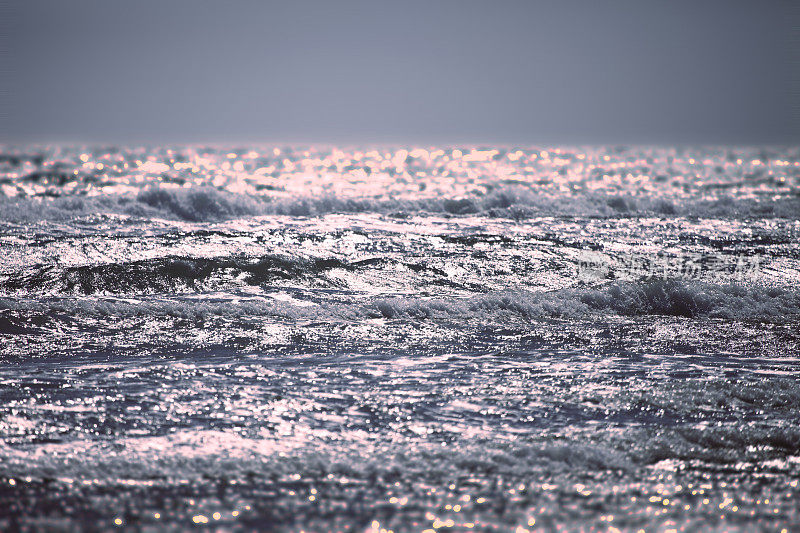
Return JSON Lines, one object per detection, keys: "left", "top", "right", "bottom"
{"left": 2, "top": 0, "right": 798, "bottom": 145}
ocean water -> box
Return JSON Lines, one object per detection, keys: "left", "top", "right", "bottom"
{"left": 0, "top": 145, "right": 798, "bottom": 531}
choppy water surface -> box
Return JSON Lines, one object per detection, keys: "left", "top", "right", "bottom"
{"left": 0, "top": 146, "right": 799, "bottom": 531}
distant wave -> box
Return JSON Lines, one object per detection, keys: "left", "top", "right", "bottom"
{"left": 1, "top": 185, "right": 798, "bottom": 223}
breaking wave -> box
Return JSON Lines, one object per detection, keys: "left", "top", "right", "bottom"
{"left": 369, "top": 280, "right": 800, "bottom": 321}
{"left": 1, "top": 255, "right": 354, "bottom": 295}
{"left": 1, "top": 185, "right": 798, "bottom": 223}
{"left": 2, "top": 280, "right": 798, "bottom": 325}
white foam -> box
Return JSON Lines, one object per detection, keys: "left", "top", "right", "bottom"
{"left": 2, "top": 280, "right": 797, "bottom": 322}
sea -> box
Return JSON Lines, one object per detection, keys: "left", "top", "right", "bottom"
{"left": 0, "top": 145, "right": 798, "bottom": 531}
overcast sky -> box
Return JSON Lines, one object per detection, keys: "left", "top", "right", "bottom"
{"left": 2, "top": 0, "right": 798, "bottom": 145}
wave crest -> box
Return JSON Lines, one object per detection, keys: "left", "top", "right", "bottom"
{"left": 2, "top": 280, "right": 797, "bottom": 323}
{"left": 2, "top": 184, "right": 798, "bottom": 222}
